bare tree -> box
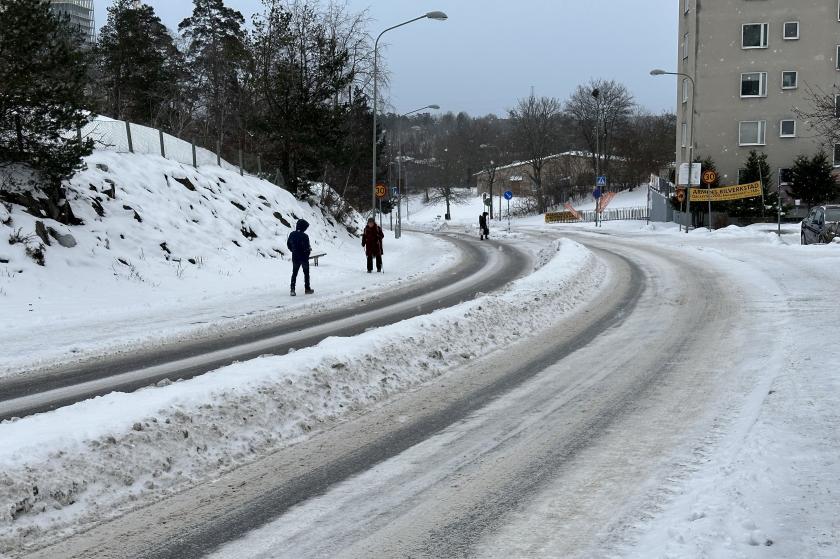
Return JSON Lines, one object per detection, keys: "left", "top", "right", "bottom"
{"left": 509, "top": 94, "right": 563, "bottom": 213}
{"left": 614, "top": 109, "right": 676, "bottom": 188}
{"left": 794, "top": 84, "right": 840, "bottom": 148}
{"left": 566, "top": 79, "right": 635, "bottom": 188}
{"left": 427, "top": 146, "right": 471, "bottom": 219}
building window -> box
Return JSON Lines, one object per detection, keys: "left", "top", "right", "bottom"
{"left": 834, "top": 144, "right": 840, "bottom": 167}
{"left": 742, "top": 23, "right": 769, "bottom": 49}
{"left": 682, "top": 79, "right": 689, "bottom": 103}
{"left": 737, "top": 168, "right": 748, "bottom": 184}
{"left": 837, "top": 46, "right": 840, "bottom": 70}
{"left": 835, "top": 94, "right": 840, "bottom": 117}
{"left": 780, "top": 120, "right": 796, "bottom": 138}
{"left": 741, "top": 72, "right": 768, "bottom": 97}
{"left": 783, "top": 22, "right": 799, "bottom": 40}
{"left": 739, "top": 120, "right": 767, "bottom": 146}
{"left": 782, "top": 71, "right": 798, "bottom": 89}
{"left": 681, "top": 123, "right": 688, "bottom": 147}
{"left": 683, "top": 32, "right": 689, "bottom": 59}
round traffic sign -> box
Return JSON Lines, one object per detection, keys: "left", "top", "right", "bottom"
{"left": 675, "top": 188, "right": 686, "bottom": 204}
{"left": 375, "top": 183, "right": 387, "bottom": 198}
{"left": 504, "top": 190, "right": 513, "bottom": 200}
{"left": 702, "top": 170, "right": 717, "bottom": 185}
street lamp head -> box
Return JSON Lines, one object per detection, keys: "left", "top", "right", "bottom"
{"left": 650, "top": 69, "right": 667, "bottom": 76}
{"left": 425, "top": 11, "right": 448, "bottom": 20}
{"left": 428, "top": 104, "right": 440, "bottom": 110}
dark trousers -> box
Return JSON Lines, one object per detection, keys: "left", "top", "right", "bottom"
{"left": 367, "top": 254, "right": 382, "bottom": 272}
{"left": 291, "top": 259, "right": 310, "bottom": 289}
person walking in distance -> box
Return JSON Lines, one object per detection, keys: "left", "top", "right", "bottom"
{"left": 287, "top": 219, "right": 314, "bottom": 296}
{"left": 479, "top": 211, "right": 490, "bottom": 240}
{"left": 362, "top": 217, "right": 384, "bottom": 273}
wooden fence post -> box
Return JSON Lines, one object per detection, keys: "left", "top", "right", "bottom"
{"left": 192, "top": 140, "right": 197, "bottom": 168}
{"left": 216, "top": 139, "right": 221, "bottom": 167}
{"left": 239, "top": 148, "right": 244, "bottom": 176}
{"left": 159, "top": 129, "right": 166, "bottom": 159}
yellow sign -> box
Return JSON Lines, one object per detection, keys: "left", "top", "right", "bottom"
{"left": 702, "top": 170, "right": 718, "bottom": 185}
{"left": 545, "top": 211, "right": 579, "bottom": 223}
{"left": 375, "top": 183, "right": 387, "bottom": 198}
{"left": 675, "top": 188, "right": 686, "bottom": 204}
{"left": 689, "top": 181, "right": 762, "bottom": 202}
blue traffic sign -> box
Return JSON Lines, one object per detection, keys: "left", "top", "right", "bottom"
{"left": 593, "top": 188, "right": 602, "bottom": 199}
{"left": 391, "top": 186, "right": 399, "bottom": 197}
{"left": 597, "top": 176, "right": 607, "bottom": 187}
{"left": 503, "top": 190, "right": 514, "bottom": 200}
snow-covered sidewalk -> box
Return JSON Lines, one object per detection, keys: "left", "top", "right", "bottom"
{"left": 0, "top": 151, "right": 455, "bottom": 377}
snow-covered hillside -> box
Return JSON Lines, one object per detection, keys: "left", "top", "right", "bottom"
{"left": 0, "top": 151, "right": 450, "bottom": 373}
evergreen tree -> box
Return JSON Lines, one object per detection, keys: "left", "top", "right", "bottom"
{"left": 250, "top": 1, "right": 356, "bottom": 195}
{"left": 96, "top": 0, "right": 181, "bottom": 126}
{"left": 723, "top": 150, "right": 777, "bottom": 219}
{"left": 788, "top": 151, "right": 840, "bottom": 210}
{"left": 179, "top": 0, "right": 249, "bottom": 149}
{"left": 0, "top": 0, "right": 93, "bottom": 223}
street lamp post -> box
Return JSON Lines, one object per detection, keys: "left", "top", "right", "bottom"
{"left": 372, "top": 12, "right": 448, "bottom": 220}
{"left": 591, "top": 88, "right": 602, "bottom": 227}
{"left": 395, "top": 104, "right": 439, "bottom": 239}
{"left": 651, "top": 68, "right": 696, "bottom": 233}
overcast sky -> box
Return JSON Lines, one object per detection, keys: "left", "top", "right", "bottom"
{"left": 92, "top": 0, "right": 678, "bottom": 117}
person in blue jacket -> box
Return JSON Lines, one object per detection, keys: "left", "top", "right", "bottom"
{"left": 287, "top": 219, "right": 314, "bottom": 296}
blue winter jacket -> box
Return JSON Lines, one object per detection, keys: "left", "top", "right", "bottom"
{"left": 287, "top": 219, "right": 311, "bottom": 262}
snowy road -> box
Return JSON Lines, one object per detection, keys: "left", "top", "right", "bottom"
{"left": 19, "top": 228, "right": 839, "bottom": 559}
{"left": 0, "top": 234, "right": 530, "bottom": 420}
{"left": 22, "top": 233, "right": 714, "bottom": 558}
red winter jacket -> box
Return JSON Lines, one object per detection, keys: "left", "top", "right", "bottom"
{"left": 362, "top": 224, "right": 384, "bottom": 257}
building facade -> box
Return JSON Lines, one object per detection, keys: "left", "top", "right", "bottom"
{"left": 677, "top": 0, "right": 839, "bottom": 188}
{"left": 50, "top": 0, "right": 95, "bottom": 45}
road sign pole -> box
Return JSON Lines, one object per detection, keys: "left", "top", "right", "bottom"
{"left": 701, "top": 169, "right": 717, "bottom": 231}
{"left": 708, "top": 184, "right": 712, "bottom": 231}
{"left": 396, "top": 194, "right": 402, "bottom": 239}
{"left": 507, "top": 199, "right": 510, "bottom": 233}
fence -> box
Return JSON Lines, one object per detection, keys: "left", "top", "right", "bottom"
{"left": 546, "top": 207, "right": 649, "bottom": 223}
{"left": 78, "top": 118, "right": 267, "bottom": 179}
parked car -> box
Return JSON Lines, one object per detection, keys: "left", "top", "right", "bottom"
{"left": 801, "top": 205, "right": 840, "bottom": 244}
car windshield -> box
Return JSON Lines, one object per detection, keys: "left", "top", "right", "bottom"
{"left": 826, "top": 208, "right": 840, "bottom": 221}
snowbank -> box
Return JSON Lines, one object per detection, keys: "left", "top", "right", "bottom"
{"left": 0, "top": 238, "right": 603, "bottom": 553}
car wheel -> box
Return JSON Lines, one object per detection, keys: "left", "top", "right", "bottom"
{"left": 801, "top": 232, "right": 807, "bottom": 245}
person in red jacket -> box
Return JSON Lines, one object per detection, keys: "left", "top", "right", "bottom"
{"left": 362, "top": 217, "right": 384, "bottom": 273}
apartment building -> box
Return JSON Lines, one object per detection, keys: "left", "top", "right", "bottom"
{"left": 50, "top": 0, "right": 95, "bottom": 45}
{"left": 677, "top": 0, "right": 840, "bottom": 188}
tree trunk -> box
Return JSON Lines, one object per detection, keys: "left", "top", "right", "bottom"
{"left": 14, "top": 114, "right": 24, "bottom": 157}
